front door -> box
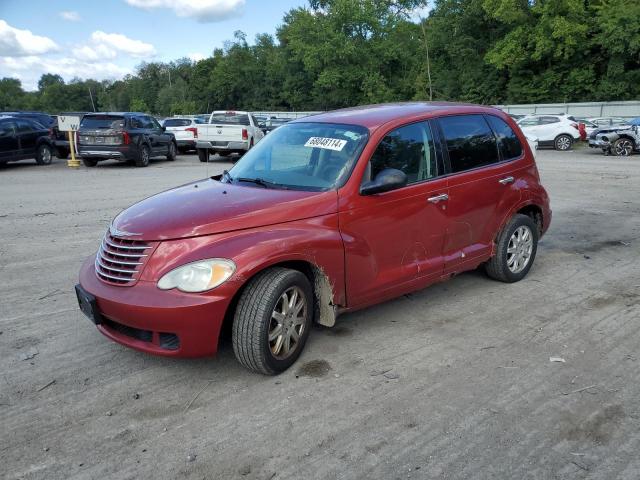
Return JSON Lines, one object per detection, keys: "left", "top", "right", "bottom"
{"left": 0, "top": 120, "right": 19, "bottom": 162}
{"left": 340, "top": 121, "right": 449, "bottom": 308}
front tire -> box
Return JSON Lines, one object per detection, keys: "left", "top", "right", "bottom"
{"left": 613, "top": 138, "right": 634, "bottom": 156}
{"left": 197, "top": 148, "right": 209, "bottom": 163}
{"left": 232, "top": 268, "right": 313, "bottom": 375}
{"left": 554, "top": 134, "right": 573, "bottom": 151}
{"left": 35, "top": 144, "right": 53, "bottom": 165}
{"left": 485, "top": 214, "right": 539, "bottom": 283}
{"left": 166, "top": 142, "right": 177, "bottom": 161}
{"left": 135, "top": 144, "right": 150, "bottom": 167}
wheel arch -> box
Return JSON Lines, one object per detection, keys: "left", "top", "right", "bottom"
{"left": 218, "top": 259, "right": 339, "bottom": 350}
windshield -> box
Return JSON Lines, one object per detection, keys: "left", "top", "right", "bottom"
{"left": 81, "top": 115, "right": 125, "bottom": 129}
{"left": 227, "top": 122, "right": 369, "bottom": 191}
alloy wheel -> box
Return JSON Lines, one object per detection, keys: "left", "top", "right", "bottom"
{"left": 615, "top": 139, "right": 633, "bottom": 156}
{"left": 556, "top": 136, "right": 571, "bottom": 151}
{"left": 507, "top": 226, "right": 533, "bottom": 274}
{"left": 40, "top": 146, "right": 52, "bottom": 164}
{"left": 268, "top": 286, "right": 307, "bottom": 359}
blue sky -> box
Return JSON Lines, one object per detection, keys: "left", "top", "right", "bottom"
{"left": 0, "top": 0, "right": 308, "bottom": 90}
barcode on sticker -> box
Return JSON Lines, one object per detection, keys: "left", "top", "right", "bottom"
{"left": 304, "top": 137, "right": 347, "bottom": 151}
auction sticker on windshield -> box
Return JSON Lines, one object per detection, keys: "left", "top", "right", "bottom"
{"left": 304, "top": 137, "right": 347, "bottom": 151}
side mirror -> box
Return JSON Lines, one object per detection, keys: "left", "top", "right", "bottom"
{"left": 360, "top": 168, "right": 408, "bottom": 195}
{"left": 161, "top": 125, "right": 166, "bottom": 132}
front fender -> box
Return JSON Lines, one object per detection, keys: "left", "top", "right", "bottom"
{"left": 140, "top": 213, "right": 346, "bottom": 310}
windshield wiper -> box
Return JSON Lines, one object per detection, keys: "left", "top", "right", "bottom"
{"left": 222, "top": 169, "right": 233, "bottom": 183}
{"left": 236, "top": 177, "right": 286, "bottom": 189}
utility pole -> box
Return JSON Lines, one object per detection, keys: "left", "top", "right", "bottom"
{"left": 420, "top": 19, "right": 433, "bottom": 101}
{"left": 88, "top": 87, "right": 96, "bottom": 112}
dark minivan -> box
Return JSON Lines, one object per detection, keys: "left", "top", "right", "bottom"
{"left": 78, "top": 113, "right": 177, "bottom": 167}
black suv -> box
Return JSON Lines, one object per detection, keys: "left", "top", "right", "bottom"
{"left": 0, "top": 116, "right": 56, "bottom": 166}
{"left": 77, "top": 113, "right": 177, "bottom": 167}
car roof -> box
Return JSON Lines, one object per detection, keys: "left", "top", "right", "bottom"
{"left": 292, "top": 102, "right": 506, "bottom": 130}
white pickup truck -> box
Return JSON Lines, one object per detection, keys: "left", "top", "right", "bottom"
{"left": 196, "top": 110, "right": 264, "bottom": 162}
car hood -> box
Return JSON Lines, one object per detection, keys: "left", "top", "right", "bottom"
{"left": 111, "top": 178, "right": 338, "bottom": 241}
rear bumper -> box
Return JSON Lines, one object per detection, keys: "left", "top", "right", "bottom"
{"left": 176, "top": 139, "right": 196, "bottom": 148}
{"left": 78, "top": 257, "right": 231, "bottom": 357}
{"left": 196, "top": 140, "right": 249, "bottom": 151}
{"left": 78, "top": 145, "right": 135, "bottom": 160}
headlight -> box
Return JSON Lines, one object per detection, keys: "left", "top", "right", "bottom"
{"left": 157, "top": 258, "right": 235, "bottom": 293}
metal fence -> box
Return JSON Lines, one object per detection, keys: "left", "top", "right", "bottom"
{"left": 495, "top": 101, "right": 640, "bottom": 119}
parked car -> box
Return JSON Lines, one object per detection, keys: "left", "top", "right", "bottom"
{"left": 196, "top": 110, "right": 264, "bottom": 162}
{"left": 50, "top": 112, "right": 86, "bottom": 159}
{"left": 0, "top": 111, "right": 54, "bottom": 127}
{"left": 594, "top": 123, "right": 640, "bottom": 156}
{"left": 587, "top": 117, "right": 638, "bottom": 149}
{"left": 0, "top": 116, "right": 56, "bottom": 166}
{"left": 77, "top": 113, "right": 178, "bottom": 167}
{"left": 76, "top": 102, "right": 551, "bottom": 374}
{"left": 162, "top": 117, "right": 205, "bottom": 152}
{"left": 508, "top": 114, "right": 527, "bottom": 121}
{"left": 263, "top": 117, "right": 293, "bottom": 134}
{"left": 517, "top": 114, "right": 580, "bottom": 150}
{"left": 573, "top": 118, "right": 598, "bottom": 141}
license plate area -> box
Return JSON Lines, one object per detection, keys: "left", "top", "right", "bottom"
{"left": 75, "top": 284, "right": 102, "bottom": 325}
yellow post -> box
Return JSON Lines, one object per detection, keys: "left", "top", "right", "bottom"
{"left": 67, "top": 130, "right": 80, "bottom": 168}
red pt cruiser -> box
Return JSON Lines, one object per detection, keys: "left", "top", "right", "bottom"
{"left": 76, "top": 103, "right": 551, "bottom": 375}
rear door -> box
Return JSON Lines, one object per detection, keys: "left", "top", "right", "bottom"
{"left": 0, "top": 120, "right": 19, "bottom": 162}
{"left": 435, "top": 114, "right": 523, "bottom": 274}
{"left": 341, "top": 121, "right": 449, "bottom": 307}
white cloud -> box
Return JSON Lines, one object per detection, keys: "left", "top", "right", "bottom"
{"left": 124, "top": 0, "right": 245, "bottom": 23}
{"left": 90, "top": 31, "right": 156, "bottom": 57}
{"left": 0, "top": 55, "right": 131, "bottom": 90}
{"left": 73, "top": 44, "right": 118, "bottom": 62}
{"left": 0, "top": 20, "right": 59, "bottom": 57}
{"left": 188, "top": 52, "right": 206, "bottom": 62}
{"left": 59, "top": 11, "right": 81, "bottom": 22}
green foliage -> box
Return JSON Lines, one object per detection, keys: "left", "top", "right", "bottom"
{"left": 0, "top": 0, "right": 638, "bottom": 114}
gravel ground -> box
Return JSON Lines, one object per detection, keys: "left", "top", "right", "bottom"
{"left": 1, "top": 147, "right": 639, "bottom": 480}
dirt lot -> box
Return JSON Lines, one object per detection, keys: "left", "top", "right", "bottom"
{"left": 1, "top": 147, "right": 639, "bottom": 480}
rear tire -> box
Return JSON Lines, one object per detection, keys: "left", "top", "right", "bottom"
{"left": 35, "top": 144, "right": 54, "bottom": 165}
{"left": 485, "top": 214, "right": 539, "bottom": 283}
{"left": 135, "top": 144, "right": 150, "bottom": 167}
{"left": 554, "top": 134, "right": 573, "bottom": 151}
{"left": 197, "top": 148, "right": 209, "bottom": 163}
{"left": 232, "top": 268, "right": 313, "bottom": 375}
{"left": 166, "top": 141, "right": 177, "bottom": 161}
{"left": 82, "top": 158, "right": 98, "bottom": 167}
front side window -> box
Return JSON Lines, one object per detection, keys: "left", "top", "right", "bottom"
{"left": 227, "top": 122, "right": 368, "bottom": 191}
{"left": 486, "top": 116, "right": 523, "bottom": 160}
{"left": 518, "top": 117, "right": 539, "bottom": 127}
{"left": 539, "top": 116, "right": 560, "bottom": 125}
{"left": 0, "top": 121, "right": 15, "bottom": 137}
{"left": 438, "top": 114, "right": 499, "bottom": 173}
{"left": 366, "top": 122, "right": 437, "bottom": 185}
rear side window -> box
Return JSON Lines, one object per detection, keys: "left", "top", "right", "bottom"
{"left": 16, "top": 120, "right": 35, "bottom": 133}
{"left": 368, "top": 122, "right": 437, "bottom": 184}
{"left": 164, "top": 119, "right": 191, "bottom": 127}
{"left": 81, "top": 116, "right": 125, "bottom": 129}
{"left": 438, "top": 115, "right": 499, "bottom": 173}
{"left": 486, "top": 116, "right": 523, "bottom": 160}
{"left": 209, "top": 113, "right": 250, "bottom": 126}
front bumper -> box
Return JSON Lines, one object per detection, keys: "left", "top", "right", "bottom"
{"left": 78, "top": 257, "right": 232, "bottom": 357}
{"left": 196, "top": 140, "right": 249, "bottom": 151}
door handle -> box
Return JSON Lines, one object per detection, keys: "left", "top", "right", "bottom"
{"left": 427, "top": 193, "right": 449, "bottom": 203}
{"left": 499, "top": 176, "right": 515, "bottom": 185}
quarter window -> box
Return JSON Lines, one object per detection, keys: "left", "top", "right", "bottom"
{"left": 486, "top": 116, "right": 523, "bottom": 160}
{"left": 367, "top": 122, "right": 437, "bottom": 185}
{"left": 438, "top": 115, "right": 499, "bottom": 173}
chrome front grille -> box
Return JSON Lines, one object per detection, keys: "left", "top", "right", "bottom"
{"left": 95, "top": 232, "right": 153, "bottom": 285}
